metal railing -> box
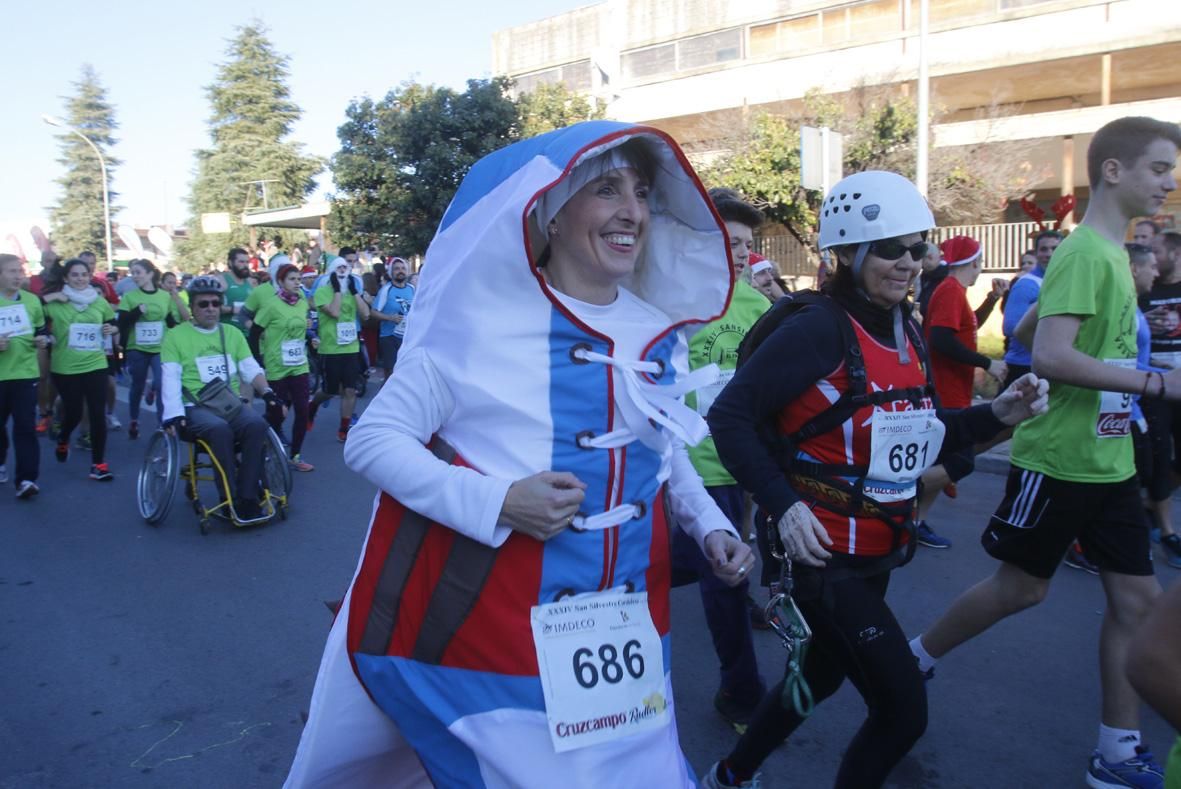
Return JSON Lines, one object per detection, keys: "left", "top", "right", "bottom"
{"left": 755, "top": 220, "right": 1045, "bottom": 276}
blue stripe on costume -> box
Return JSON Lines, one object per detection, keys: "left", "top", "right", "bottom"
{"left": 439, "top": 121, "right": 636, "bottom": 233}
{"left": 353, "top": 655, "right": 547, "bottom": 786}
{"left": 541, "top": 305, "right": 616, "bottom": 602}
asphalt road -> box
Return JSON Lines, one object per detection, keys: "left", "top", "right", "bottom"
{"left": 2, "top": 386, "right": 1177, "bottom": 788}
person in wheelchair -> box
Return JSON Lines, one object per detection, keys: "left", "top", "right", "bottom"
{"left": 160, "top": 275, "right": 284, "bottom": 523}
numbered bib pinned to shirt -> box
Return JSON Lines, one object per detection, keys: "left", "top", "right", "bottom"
{"left": 196, "top": 354, "right": 235, "bottom": 384}
{"left": 335, "top": 322, "right": 357, "bottom": 346}
{"left": 134, "top": 321, "right": 164, "bottom": 346}
{"left": 865, "top": 407, "right": 945, "bottom": 502}
{"left": 0, "top": 304, "right": 33, "bottom": 336}
{"left": 530, "top": 590, "right": 669, "bottom": 753}
{"left": 1097, "top": 358, "right": 1136, "bottom": 438}
{"left": 280, "top": 339, "right": 306, "bottom": 366}
{"left": 68, "top": 323, "right": 103, "bottom": 352}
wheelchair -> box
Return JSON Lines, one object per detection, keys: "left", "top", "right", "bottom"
{"left": 137, "top": 423, "right": 293, "bottom": 534}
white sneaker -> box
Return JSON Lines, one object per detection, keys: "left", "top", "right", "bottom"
{"left": 0, "top": 464, "right": 7, "bottom": 484}
{"left": 701, "top": 762, "right": 762, "bottom": 789}
{"left": 106, "top": 413, "right": 123, "bottom": 430}
{"left": 16, "top": 480, "right": 39, "bottom": 499}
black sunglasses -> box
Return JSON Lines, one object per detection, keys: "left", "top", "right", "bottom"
{"left": 194, "top": 299, "right": 222, "bottom": 308}
{"left": 1125, "top": 243, "right": 1153, "bottom": 255}
{"left": 869, "top": 239, "right": 929, "bottom": 262}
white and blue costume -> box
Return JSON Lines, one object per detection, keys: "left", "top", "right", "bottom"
{"left": 286, "top": 121, "right": 736, "bottom": 788}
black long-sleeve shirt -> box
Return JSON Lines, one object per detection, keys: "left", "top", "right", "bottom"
{"left": 706, "top": 302, "right": 1005, "bottom": 523}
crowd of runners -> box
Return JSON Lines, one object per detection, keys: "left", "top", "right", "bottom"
{"left": 4, "top": 114, "right": 1181, "bottom": 788}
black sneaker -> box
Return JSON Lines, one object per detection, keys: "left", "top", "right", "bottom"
{"left": 1161, "top": 534, "right": 1181, "bottom": 569}
{"left": 714, "top": 689, "right": 758, "bottom": 730}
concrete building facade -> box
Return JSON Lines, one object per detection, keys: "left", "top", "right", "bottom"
{"left": 494, "top": 0, "right": 1181, "bottom": 258}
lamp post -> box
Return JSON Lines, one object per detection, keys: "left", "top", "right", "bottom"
{"left": 42, "top": 114, "right": 114, "bottom": 272}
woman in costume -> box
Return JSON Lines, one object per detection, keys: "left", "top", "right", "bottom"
{"left": 287, "top": 122, "right": 753, "bottom": 787}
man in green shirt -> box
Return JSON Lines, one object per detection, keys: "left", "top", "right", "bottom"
{"left": 161, "top": 275, "right": 283, "bottom": 523}
{"left": 220, "top": 247, "right": 255, "bottom": 335}
{"left": 0, "top": 254, "right": 49, "bottom": 498}
{"left": 912, "top": 116, "right": 1181, "bottom": 787}
{"left": 677, "top": 189, "right": 771, "bottom": 728}
{"left": 309, "top": 253, "right": 370, "bottom": 443}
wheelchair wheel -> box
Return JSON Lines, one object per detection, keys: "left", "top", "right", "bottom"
{"left": 137, "top": 430, "right": 179, "bottom": 525}
{"left": 264, "top": 426, "right": 293, "bottom": 501}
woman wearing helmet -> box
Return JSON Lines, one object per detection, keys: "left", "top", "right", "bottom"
{"left": 700, "top": 171, "right": 1050, "bottom": 788}
{"left": 159, "top": 275, "right": 284, "bottom": 523}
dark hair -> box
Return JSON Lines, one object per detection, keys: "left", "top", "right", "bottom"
{"left": 1034, "top": 230, "right": 1062, "bottom": 249}
{"left": 708, "top": 187, "right": 764, "bottom": 230}
{"left": 62, "top": 258, "right": 91, "bottom": 278}
{"left": 338, "top": 246, "right": 357, "bottom": 258}
{"left": 227, "top": 247, "right": 248, "bottom": 264}
{"left": 1161, "top": 231, "right": 1181, "bottom": 255}
{"left": 1087, "top": 116, "right": 1181, "bottom": 189}
{"left": 130, "top": 258, "right": 161, "bottom": 288}
{"left": 78, "top": 250, "right": 96, "bottom": 260}
{"left": 1135, "top": 219, "right": 1160, "bottom": 234}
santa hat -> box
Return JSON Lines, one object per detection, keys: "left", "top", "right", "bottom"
{"left": 751, "top": 260, "right": 773, "bottom": 275}
{"left": 939, "top": 235, "right": 981, "bottom": 267}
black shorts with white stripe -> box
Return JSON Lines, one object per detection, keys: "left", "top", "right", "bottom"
{"left": 981, "top": 464, "right": 1154, "bottom": 579}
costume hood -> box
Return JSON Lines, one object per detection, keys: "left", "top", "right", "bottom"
{"left": 402, "top": 121, "right": 733, "bottom": 359}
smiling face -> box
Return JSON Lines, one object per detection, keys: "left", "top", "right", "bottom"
{"left": 131, "top": 262, "right": 153, "bottom": 289}
{"left": 390, "top": 258, "right": 409, "bottom": 284}
{"left": 1114, "top": 138, "right": 1178, "bottom": 218}
{"left": 1035, "top": 235, "right": 1060, "bottom": 268}
{"left": 546, "top": 167, "right": 649, "bottom": 303}
{"left": 858, "top": 232, "right": 924, "bottom": 308}
{"left": 65, "top": 261, "right": 91, "bottom": 290}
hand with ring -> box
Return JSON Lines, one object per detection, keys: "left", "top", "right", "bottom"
{"left": 705, "top": 529, "right": 754, "bottom": 587}
{"left": 777, "top": 501, "right": 833, "bottom": 567}
{"left": 499, "top": 470, "right": 587, "bottom": 541}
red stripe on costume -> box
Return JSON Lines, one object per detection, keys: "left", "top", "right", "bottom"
{"left": 646, "top": 488, "right": 671, "bottom": 636}
{"left": 347, "top": 492, "right": 404, "bottom": 656}
{"left": 442, "top": 531, "right": 544, "bottom": 675}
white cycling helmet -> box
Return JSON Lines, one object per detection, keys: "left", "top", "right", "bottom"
{"left": 818, "top": 171, "right": 934, "bottom": 250}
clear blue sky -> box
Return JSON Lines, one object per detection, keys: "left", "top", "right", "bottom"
{"left": 3, "top": 0, "right": 591, "bottom": 238}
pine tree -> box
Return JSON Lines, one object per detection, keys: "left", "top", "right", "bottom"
{"left": 176, "top": 21, "right": 323, "bottom": 272}
{"left": 48, "top": 65, "right": 120, "bottom": 264}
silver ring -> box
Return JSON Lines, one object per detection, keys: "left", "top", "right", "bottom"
{"left": 738, "top": 565, "right": 747, "bottom": 574}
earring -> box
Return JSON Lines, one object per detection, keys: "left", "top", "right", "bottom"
{"left": 548, "top": 221, "right": 559, "bottom": 237}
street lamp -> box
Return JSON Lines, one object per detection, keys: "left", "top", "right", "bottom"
{"left": 41, "top": 114, "right": 114, "bottom": 272}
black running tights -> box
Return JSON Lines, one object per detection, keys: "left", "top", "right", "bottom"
{"left": 727, "top": 566, "right": 928, "bottom": 788}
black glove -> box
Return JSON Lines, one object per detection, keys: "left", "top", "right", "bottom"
{"left": 261, "top": 390, "right": 281, "bottom": 409}
{"left": 348, "top": 276, "right": 358, "bottom": 295}
{"left": 330, "top": 273, "right": 341, "bottom": 292}
{"left": 164, "top": 416, "right": 186, "bottom": 431}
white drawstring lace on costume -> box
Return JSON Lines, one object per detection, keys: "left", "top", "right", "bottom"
{"left": 569, "top": 347, "right": 720, "bottom": 531}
